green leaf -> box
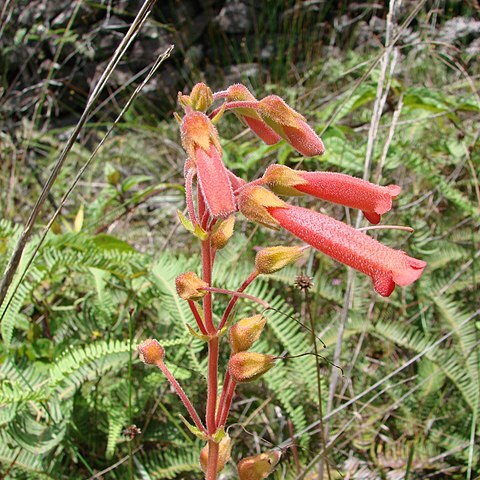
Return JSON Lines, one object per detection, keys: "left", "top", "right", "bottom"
{"left": 178, "top": 414, "right": 207, "bottom": 440}
{"left": 92, "top": 234, "right": 136, "bottom": 252}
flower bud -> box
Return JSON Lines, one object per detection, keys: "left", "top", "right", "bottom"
{"left": 137, "top": 339, "right": 165, "bottom": 365}
{"left": 211, "top": 216, "right": 235, "bottom": 250}
{"left": 255, "top": 245, "right": 308, "bottom": 274}
{"left": 190, "top": 82, "right": 213, "bottom": 112}
{"left": 237, "top": 450, "right": 282, "bottom": 480}
{"left": 257, "top": 95, "right": 324, "bottom": 157}
{"left": 181, "top": 111, "right": 222, "bottom": 160}
{"left": 199, "top": 434, "right": 232, "bottom": 474}
{"left": 228, "top": 352, "right": 275, "bottom": 383}
{"left": 237, "top": 186, "right": 287, "bottom": 230}
{"left": 229, "top": 315, "right": 266, "bottom": 353}
{"left": 175, "top": 272, "right": 208, "bottom": 301}
{"left": 225, "top": 84, "right": 281, "bottom": 145}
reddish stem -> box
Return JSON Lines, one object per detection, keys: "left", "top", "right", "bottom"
{"left": 200, "top": 286, "right": 270, "bottom": 311}
{"left": 155, "top": 360, "right": 206, "bottom": 434}
{"left": 219, "top": 377, "right": 237, "bottom": 427}
{"left": 215, "top": 369, "right": 231, "bottom": 427}
{"left": 217, "top": 271, "right": 258, "bottom": 331}
{"left": 187, "top": 300, "right": 208, "bottom": 336}
{"left": 206, "top": 440, "right": 219, "bottom": 480}
{"left": 209, "top": 100, "right": 260, "bottom": 120}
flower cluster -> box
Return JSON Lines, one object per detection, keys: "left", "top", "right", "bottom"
{"left": 180, "top": 82, "right": 426, "bottom": 297}
{"left": 138, "top": 82, "right": 426, "bottom": 480}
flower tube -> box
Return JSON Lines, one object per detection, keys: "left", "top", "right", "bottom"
{"left": 268, "top": 204, "right": 426, "bottom": 297}
{"left": 257, "top": 95, "right": 325, "bottom": 157}
{"left": 224, "top": 84, "right": 282, "bottom": 145}
{"left": 262, "top": 164, "right": 401, "bottom": 224}
{"left": 181, "top": 112, "right": 236, "bottom": 218}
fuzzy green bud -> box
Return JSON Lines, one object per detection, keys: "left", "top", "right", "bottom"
{"left": 199, "top": 434, "right": 232, "bottom": 474}
{"left": 137, "top": 339, "right": 165, "bottom": 365}
{"left": 175, "top": 272, "right": 208, "bottom": 301}
{"left": 228, "top": 352, "right": 275, "bottom": 383}
{"left": 255, "top": 245, "right": 308, "bottom": 274}
{"left": 211, "top": 216, "right": 235, "bottom": 250}
{"left": 237, "top": 450, "right": 282, "bottom": 479}
{"left": 229, "top": 315, "right": 266, "bottom": 353}
{"left": 190, "top": 82, "right": 214, "bottom": 112}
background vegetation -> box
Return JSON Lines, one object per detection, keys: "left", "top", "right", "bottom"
{"left": 0, "top": 0, "right": 479, "bottom": 478}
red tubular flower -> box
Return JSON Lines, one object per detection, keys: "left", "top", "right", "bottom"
{"left": 262, "top": 164, "right": 401, "bottom": 224}
{"left": 181, "top": 112, "right": 236, "bottom": 218}
{"left": 267, "top": 205, "right": 426, "bottom": 296}
{"left": 257, "top": 95, "right": 325, "bottom": 157}
{"left": 225, "top": 84, "right": 282, "bottom": 145}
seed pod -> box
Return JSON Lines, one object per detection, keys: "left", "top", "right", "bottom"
{"left": 228, "top": 352, "right": 275, "bottom": 383}
{"left": 175, "top": 272, "right": 208, "bottom": 301}
{"left": 229, "top": 315, "right": 266, "bottom": 353}
{"left": 137, "top": 339, "right": 165, "bottom": 365}
{"left": 199, "top": 434, "right": 232, "bottom": 473}
{"left": 255, "top": 245, "right": 308, "bottom": 274}
{"left": 237, "top": 450, "right": 282, "bottom": 479}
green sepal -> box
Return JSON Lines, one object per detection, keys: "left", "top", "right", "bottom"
{"left": 211, "top": 102, "right": 226, "bottom": 124}
{"left": 186, "top": 323, "right": 210, "bottom": 342}
{"left": 179, "top": 414, "right": 208, "bottom": 441}
{"left": 177, "top": 210, "right": 208, "bottom": 240}
{"left": 217, "top": 315, "right": 235, "bottom": 338}
{"left": 212, "top": 427, "right": 226, "bottom": 443}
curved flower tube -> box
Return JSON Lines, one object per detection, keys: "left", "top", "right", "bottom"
{"left": 257, "top": 95, "right": 325, "bottom": 156}
{"left": 262, "top": 164, "right": 401, "bottom": 224}
{"left": 268, "top": 204, "right": 426, "bottom": 297}
{"left": 224, "top": 84, "right": 282, "bottom": 145}
{"left": 181, "top": 112, "right": 236, "bottom": 218}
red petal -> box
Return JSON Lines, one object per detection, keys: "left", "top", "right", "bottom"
{"left": 196, "top": 145, "right": 236, "bottom": 218}
{"left": 269, "top": 205, "right": 426, "bottom": 297}
{"left": 243, "top": 116, "right": 282, "bottom": 145}
{"left": 282, "top": 121, "right": 325, "bottom": 157}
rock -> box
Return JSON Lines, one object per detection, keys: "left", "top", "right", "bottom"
{"left": 216, "top": 0, "right": 253, "bottom": 34}
{"left": 223, "top": 63, "right": 263, "bottom": 85}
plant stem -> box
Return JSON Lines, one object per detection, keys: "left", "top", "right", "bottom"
{"left": 216, "top": 369, "right": 231, "bottom": 427}
{"left": 218, "top": 271, "right": 258, "bottom": 330}
{"left": 188, "top": 300, "right": 208, "bottom": 335}
{"left": 201, "top": 216, "right": 220, "bottom": 478}
{"left": 219, "top": 378, "right": 237, "bottom": 427}
{"left": 155, "top": 360, "right": 207, "bottom": 435}
{"left": 206, "top": 440, "right": 220, "bottom": 480}
{"left": 200, "top": 286, "right": 269, "bottom": 310}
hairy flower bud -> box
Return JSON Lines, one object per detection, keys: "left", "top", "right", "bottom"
{"left": 211, "top": 216, "right": 235, "bottom": 250}
{"left": 237, "top": 450, "right": 282, "bottom": 479}
{"left": 175, "top": 272, "right": 208, "bottom": 300}
{"left": 255, "top": 245, "right": 308, "bottom": 274}
{"left": 225, "top": 84, "right": 281, "bottom": 145}
{"left": 229, "top": 315, "right": 267, "bottom": 353}
{"left": 237, "top": 186, "right": 287, "bottom": 230}
{"left": 257, "top": 95, "right": 324, "bottom": 156}
{"left": 199, "top": 434, "right": 232, "bottom": 474}
{"left": 181, "top": 111, "right": 222, "bottom": 160}
{"left": 137, "top": 339, "right": 165, "bottom": 365}
{"left": 189, "top": 82, "right": 214, "bottom": 112}
{"left": 228, "top": 352, "right": 275, "bottom": 383}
